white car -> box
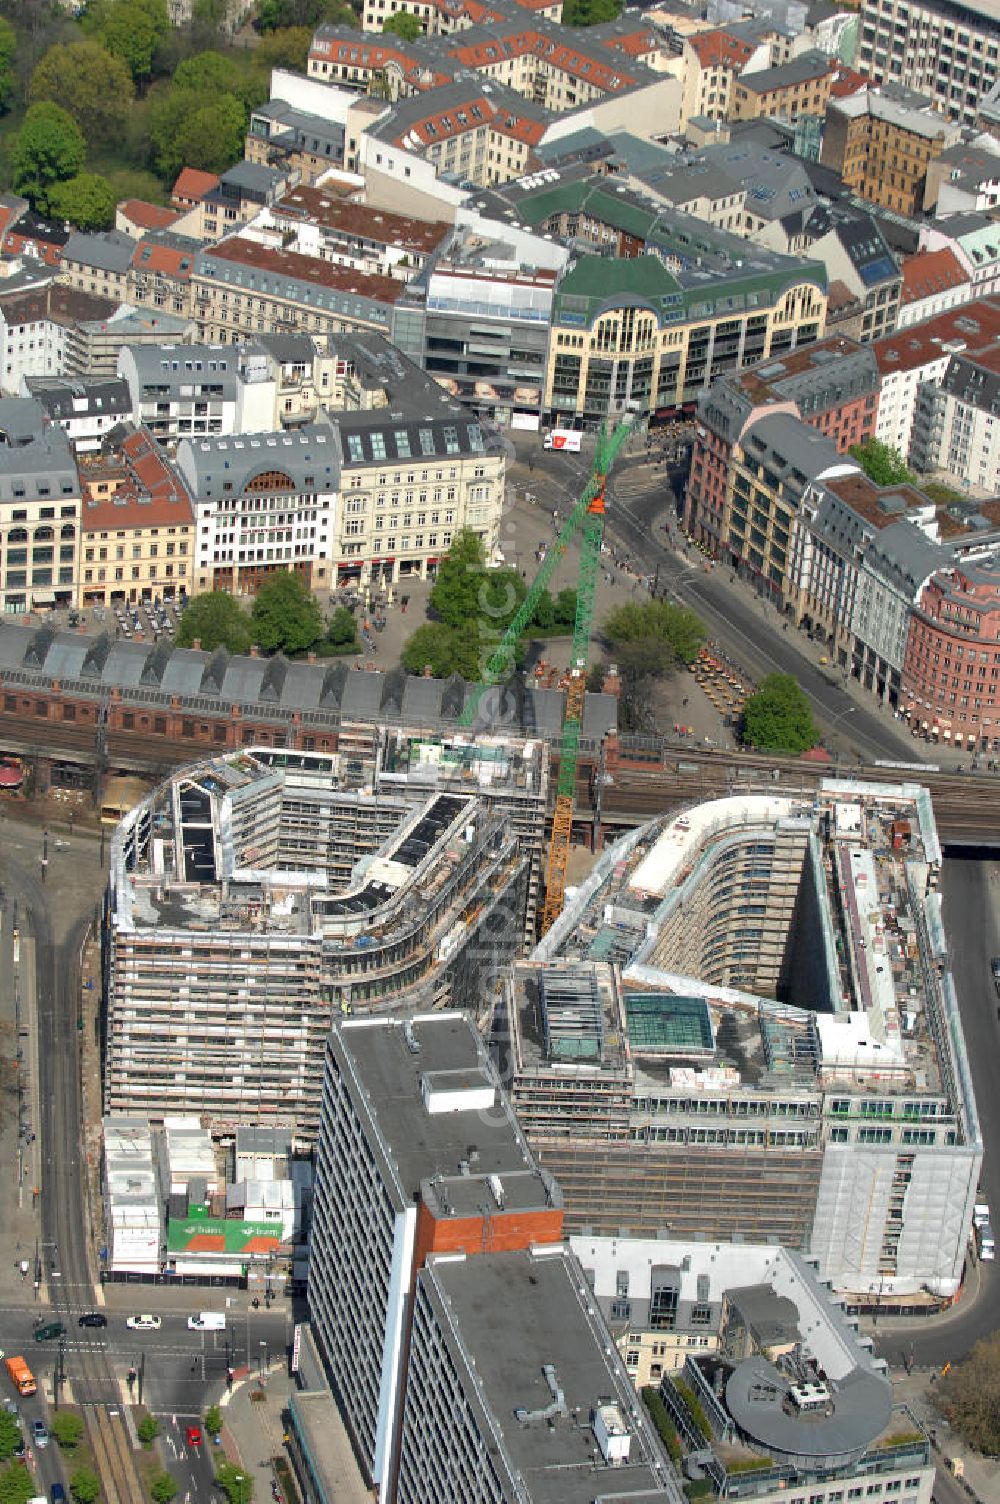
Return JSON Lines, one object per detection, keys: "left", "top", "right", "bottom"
{"left": 125, "top": 1314, "right": 162, "bottom": 1331}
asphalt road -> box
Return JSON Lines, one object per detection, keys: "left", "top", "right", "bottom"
{"left": 508, "top": 436, "right": 916, "bottom": 764}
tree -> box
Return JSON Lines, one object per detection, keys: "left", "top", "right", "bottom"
{"left": 848, "top": 438, "right": 915, "bottom": 488}
{"left": 11, "top": 101, "right": 85, "bottom": 213}
{"left": 203, "top": 1404, "right": 222, "bottom": 1437}
{"left": 173, "top": 51, "right": 266, "bottom": 112}
{"left": 604, "top": 599, "right": 706, "bottom": 674}
{"left": 0, "top": 1462, "right": 35, "bottom": 1504}
{"left": 256, "top": 0, "right": 355, "bottom": 28}
{"left": 85, "top": 0, "right": 170, "bottom": 87}
{"left": 215, "top": 1462, "right": 254, "bottom": 1502}
{"left": 176, "top": 592, "right": 254, "bottom": 654}
{"left": 30, "top": 40, "right": 134, "bottom": 144}
{"left": 150, "top": 1472, "right": 178, "bottom": 1503}
{"left": 69, "top": 1469, "right": 101, "bottom": 1504}
{"left": 137, "top": 1412, "right": 161, "bottom": 1448}
{"left": 429, "top": 529, "right": 490, "bottom": 630}
{"left": 251, "top": 572, "right": 323, "bottom": 655}
{"left": 401, "top": 621, "right": 480, "bottom": 679}
{"left": 937, "top": 1331, "right": 1000, "bottom": 1453}
{"left": 326, "top": 605, "right": 359, "bottom": 652}
{"left": 251, "top": 26, "right": 313, "bottom": 73}
{"left": 382, "top": 11, "right": 421, "bottom": 39}
{"left": 149, "top": 89, "right": 248, "bottom": 180}
{"left": 0, "top": 1415, "right": 18, "bottom": 1461}
{"left": 48, "top": 173, "right": 117, "bottom": 230}
{"left": 741, "top": 673, "right": 819, "bottom": 755}
{"left": 0, "top": 18, "right": 16, "bottom": 112}
{"left": 561, "top": 0, "right": 621, "bottom": 22}
{"left": 51, "top": 1410, "right": 85, "bottom": 1451}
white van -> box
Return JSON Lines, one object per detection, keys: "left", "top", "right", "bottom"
{"left": 188, "top": 1312, "right": 226, "bottom": 1331}
{"left": 980, "top": 1221, "right": 995, "bottom": 1261}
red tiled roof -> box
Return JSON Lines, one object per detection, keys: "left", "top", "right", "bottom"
{"left": 201, "top": 236, "right": 407, "bottom": 303}
{"left": 900, "top": 246, "right": 969, "bottom": 304}
{"left": 81, "top": 426, "right": 193, "bottom": 533}
{"left": 828, "top": 65, "right": 871, "bottom": 98}
{"left": 119, "top": 199, "right": 180, "bottom": 232}
{"left": 273, "top": 187, "right": 449, "bottom": 254}
{"left": 687, "top": 28, "right": 757, "bottom": 69}
{"left": 171, "top": 168, "right": 220, "bottom": 204}
{"left": 130, "top": 239, "right": 196, "bottom": 279}
{"left": 874, "top": 297, "right": 1000, "bottom": 373}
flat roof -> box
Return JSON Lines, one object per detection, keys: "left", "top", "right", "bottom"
{"left": 416, "top": 1247, "right": 675, "bottom": 1504}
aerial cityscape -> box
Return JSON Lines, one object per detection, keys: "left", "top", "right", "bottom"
{"left": 1, "top": 0, "right": 1000, "bottom": 1499}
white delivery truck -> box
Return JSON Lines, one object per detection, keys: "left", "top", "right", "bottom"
{"left": 543, "top": 428, "right": 582, "bottom": 453}
{"left": 980, "top": 1221, "right": 995, "bottom": 1261}
{"left": 188, "top": 1312, "right": 226, "bottom": 1330}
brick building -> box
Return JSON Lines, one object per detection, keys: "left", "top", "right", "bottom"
{"left": 901, "top": 558, "right": 1000, "bottom": 750}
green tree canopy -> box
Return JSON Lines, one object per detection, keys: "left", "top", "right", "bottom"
{"left": 603, "top": 599, "right": 706, "bottom": 675}
{"left": 741, "top": 673, "right": 819, "bottom": 755}
{"left": 937, "top": 1331, "right": 1000, "bottom": 1454}
{"left": 848, "top": 438, "right": 915, "bottom": 488}
{"left": 0, "top": 1461, "right": 36, "bottom": 1504}
{"left": 85, "top": 0, "right": 170, "bottom": 86}
{"left": 48, "top": 172, "right": 117, "bottom": 230}
{"left": 176, "top": 591, "right": 254, "bottom": 654}
{"left": 51, "top": 1411, "right": 84, "bottom": 1451}
{"left": 150, "top": 1473, "right": 178, "bottom": 1504}
{"left": 11, "top": 101, "right": 86, "bottom": 212}
{"left": 203, "top": 1404, "right": 222, "bottom": 1436}
{"left": 30, "top": 39, "right": 135, "bottom": 143}
{"left": 215, "top": 1461, "right": 255, "bottom": 1502}
{"left": 401, "top": 621, "right": 480, "bottom": 680}
{"left": 149, "top": 89, "right": 248, "bottom": 180}
{"left": 0, "top": 1415, "right": 19, "bottom": 1461}
{"left": 256, "top": 0, "right": 355, "bottom": 28}
{"left": 251, "top": 26, "right": 313, "bottom": 72}
{"left": 69, "top": 1469, "right": 101, "bottom": 1504}
{"left": 429, "top": 529, "right": 489, "bottom": 629}
{"left": 137, "top": 1412, "right": 161, "bottom": 1447}
{"left": 561, "top": 0, "right": 621, "bottom": 22}
{"left": 326, "top": 605, "right": 359, "bottom": 650}
{"left": 382, "top": 11, "right": 421, "bottom": 38}
{"left": 0, "top": 18, "right": 16, "bottom": 113}
{"left": 173, "top": 50, "right": 267, "bottom": 111}
{"left": 251, "top": 571, "right": 324, "bottom": 655}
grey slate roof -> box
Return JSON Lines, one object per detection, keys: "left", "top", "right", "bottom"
{"left": 25, "top": 377, "right": 132, "bottom": 422}
{"left": 0, "top": 619, "right": 617, "bottom": 742}
{"left": 120, "top": 343, "right": 241, "bottom": 400}
{"left": 0, "top": 396, "right": 48, "bottom": 446}
{"left": 0, "top": 428, "right": 78, "bottom": 501}
{"left": 175, "top": 419, "right": 340, "bottom": 500}
{"left": 62, "top": 230, "right": 136, "bottom": 275}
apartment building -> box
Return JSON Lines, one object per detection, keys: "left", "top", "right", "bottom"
{"left": 0, "top": 426, "right": 80, "bottom": 613}
{"left": 190, "top": 237, "right": 405, "bottom": 346}
{"left": 822, "top": 88, "right": 961, "bottom": 216}
{"left": 680, "top": 28, "right": 765, "bottom": 125}
{"left": 78, "top": 425, "right": 194, "bottom": 607}
{"left": 901, "top": 554, "right": 1000, "bottom": 749}
{"left": 175, "top": 421, "right": 339, "bottom": 595}
{"left": 397, "top": 1247, "right": 677, "bottom": 1504}
{"left": 358, "top": 0, "right": 562, "bottom": 34}
{"left": 308, "top": 1013, "right": 564, "bottom": 1503}
{"left": 24, "top": 377, "right": 133, "bottom": 454}
{"left": 245, "top": 100, "right": 345, "bottom": 186}
{"left": 247, "top": 184, "right": 449, "bottom": 280}
{"left": 527, "top": 783, "right": 981, "bottom": 1302}
{"left": 897, "top": 245, "right": 971, "bottom": 325}
{"left": 58, "top": 230, "right": 137, "bottom": 304}
{"left": 920, "top": 210, "right": 1000, "bottom": 297}
{"left": 857, "top": 0, "right": 1000, "bottom": 126}
{"left": 911, "top": 340, "right": 1000, "bottom": 490}
{"left": 0, "top": 284, "right": 122, "bottom": 396}
{"left": 105, "top": 752, "right": 531, "bottom": 1135}
{"left": 923, "top": 138, "right": 1000, "bottom": 214}
{"left": 730, "top": 49, "right": 837, "bottom": 122}
{"left": 874, "top": 298, "right": 1000, "bottom": 458}
{"left": 808, "top": 212, "right": 902, "bottom": 342}
{"left": 0, "top": 201, "right": 69, "bottom": 269}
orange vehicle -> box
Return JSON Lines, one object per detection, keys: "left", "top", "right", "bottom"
{"left": 4, "top": 1355, "right": 36, "bottom": 1396}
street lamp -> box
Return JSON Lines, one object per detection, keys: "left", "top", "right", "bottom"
{"left": 259, "top": 1339, "right": 267, "bottom": 1379}
{"left": 234, "top": 1473, "right": 249, "bottom": 1504}
{"left": 829, "top": 705, "right": 856, "bottom": 767}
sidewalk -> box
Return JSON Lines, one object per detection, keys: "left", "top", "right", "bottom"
{"left": 890, "top": 1370, "right": 1000, "bottom": 1503}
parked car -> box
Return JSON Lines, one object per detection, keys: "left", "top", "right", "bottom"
{"left": 51, "top": 1485, "right": 66, "bottom": 1503}
{"left": 32, "top": 1419, "right": 49, "bottom": 1448}
{"left": 33, "top": 1322, "right": 66, "bottom": 1342}
{"left": 125, "top": 1314, "right": 161, "bottom": 1331}
{"left": 78, "top": 1313, "right": 107, "bottom": 1328}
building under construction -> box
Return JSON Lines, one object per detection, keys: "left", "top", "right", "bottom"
{"left": 511, "top": 779, "right": 981, "bottom": 1304}
{"left": 104, "top": 735, "right": 547, "bottom": 1137}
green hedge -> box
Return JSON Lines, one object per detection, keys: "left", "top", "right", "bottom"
{"left": 641, "top": 1387, "right": 681, "bottom": 1461}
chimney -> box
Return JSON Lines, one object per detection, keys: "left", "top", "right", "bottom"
{"left": 191, "top": 637, "right": 201, "bottom": 651}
